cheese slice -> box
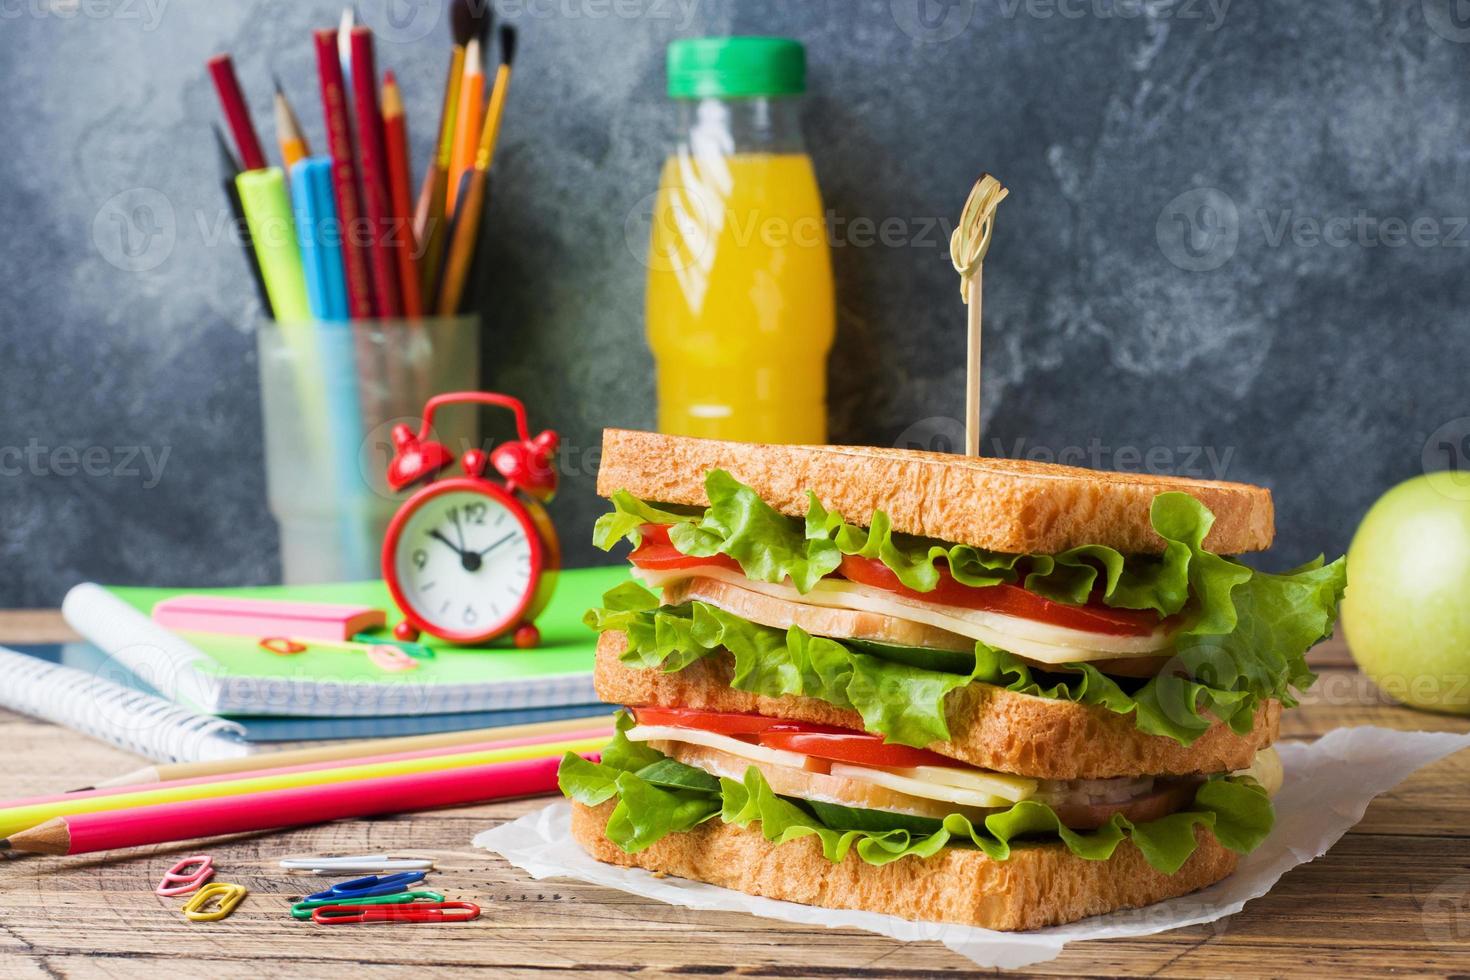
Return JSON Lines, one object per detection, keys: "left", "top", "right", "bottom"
{"left": 827, "top": 762, "right": 1016, "bottom": 809}
{"left": 876, "top": 764, "right": 1036, "bottom": 802}
{"left": 629, "top": 724, "right": 1033, "bottom": 809}
{"left": 624, "top": 724, "right": 816, "bottom": 771}
{"left": 635, "top": 565, "right": 1172, "bottom": 664}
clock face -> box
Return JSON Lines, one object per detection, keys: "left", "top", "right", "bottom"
{"left": 391, "top": 486, "right": 538, "bottom": 639}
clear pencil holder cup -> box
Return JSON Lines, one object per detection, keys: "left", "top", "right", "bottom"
{"left": 256, "top": 316, "right": 481, "bottom": 584}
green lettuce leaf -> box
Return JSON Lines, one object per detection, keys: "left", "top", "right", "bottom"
{"left": 563, "top": 726, "right": 1275, "bottom": 875}
{"left": 557, "top": 716, "right": 722, "bottom": 850}
{"left": 591, "top": 492, "right": 701, "bottom": 551}
{"left": 594, "top": 470, "right": 1229, "bottom": 616}
{"left": 584, "top": 564, "right": 1344, "bottom": 745}
{"left": 587, "top": 473, "right": 1347, "bottom": 744}
{"left": 669, "top": 471, "right": 843, "bottom": 593}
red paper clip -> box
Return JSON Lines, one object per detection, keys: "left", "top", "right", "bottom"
{"left": 311, "top": 901, "right": 481, "bottom": 924}
{"left": 156, "top": 855, "right": 216, "bottom": 897}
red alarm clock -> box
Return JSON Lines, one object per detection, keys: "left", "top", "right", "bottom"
{"left": 382, "top": 392, "right": 560, "bottom": 649}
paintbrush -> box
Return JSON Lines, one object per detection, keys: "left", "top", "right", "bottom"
{"left": 212, "top": 122, "right": 273, "bottom": 314}
{"left": 414, "top": 0, "right": 491, "bottom": 306}
{"left": 437, "top": 24, "right": 516, "bottom": 316}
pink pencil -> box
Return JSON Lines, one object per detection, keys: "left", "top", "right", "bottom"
{"left": 1, "top": 725, "right": 612, "bottom": 809}
{"left": 1, "top": 753, "right": 593, "bottom": 855}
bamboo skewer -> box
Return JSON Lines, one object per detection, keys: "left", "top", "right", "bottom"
{"left": 949, "top": 174, "right": 1008, "bottom": 457}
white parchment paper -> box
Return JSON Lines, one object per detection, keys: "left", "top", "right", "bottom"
{"left": 473, "top": 726, "right": 1470, "bottom": 969}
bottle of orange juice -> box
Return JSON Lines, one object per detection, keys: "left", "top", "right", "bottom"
{"left": 645, "top": 38, "right": 835, "bottom": 444}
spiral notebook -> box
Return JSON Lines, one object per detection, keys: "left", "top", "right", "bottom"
{"left": 59, "top": 566, "right": 625, "bottom": 719}
{"left": 0, "top": 642, "right": 253, "bottom": 763}
{"left": 5, "top": 642, "right": 611, "bottom": 742}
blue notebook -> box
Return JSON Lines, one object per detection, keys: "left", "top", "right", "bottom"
{"left": 6, "top": 642, "right": 608, "bottom": 743}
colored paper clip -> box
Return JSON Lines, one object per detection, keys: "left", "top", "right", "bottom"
{"left": 290, "top": 890, "right": 446, "bottom": 920}
{"left": 311, "top": 900, "right": 480, "bottom": 925}
{"left": 366, "top": 644, "right": 418, "bottom": 673}
{"left": 280, "top": 854, "right": 436, "bottom": 874}
{"left": 351, "top": 633, "right": 435, "bottom": 660}
{"left": 181, "top": 881, "right": 248, "bottom": 922}
{"left": 304, "top": 871, "right": 427, "bottom": 902}
{"left": 156, "top": 854, "right": 215, "bottom": 897}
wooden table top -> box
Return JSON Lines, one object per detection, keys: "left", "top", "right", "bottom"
{"left": 1, "top": 613, "right": 1467, "bottom": 979}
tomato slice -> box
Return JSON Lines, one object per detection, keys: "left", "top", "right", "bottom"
{"left": 757, "top": 726, "right": 957, "bottom": 768}
{"left": 626, "top": 522, "right": 1164, "bottom": 637}
{"left": 630, "top": 709, "right": 962, "bottom": 769}
{"left": 627, "top": 524, "right": 743, "bottom": 573}
{"left": 630, "top": 706, "right": 788, "bottom": 736}
{"left": 837, "top": 555, "right": 1164, "bottom": 637}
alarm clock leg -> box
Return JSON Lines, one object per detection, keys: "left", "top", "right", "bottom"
{"left": 393, "top": 621, "right": 422, "bottom": 642}
{"left": 512, "top": 623, "right": 540, "bottom": 649}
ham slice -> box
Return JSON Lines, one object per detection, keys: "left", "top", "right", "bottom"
{"left": 663, "top": 577, "right": 975, "bottom": 652}
{"left": 653, "top": 739, "right": 1201, "bottom": 830}
{"left": 660, "top": 575, "right": 1169, "bottom": 678}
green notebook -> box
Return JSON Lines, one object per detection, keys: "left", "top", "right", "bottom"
{"left": 59, "top": 566, "right": 627, "bottom": 718}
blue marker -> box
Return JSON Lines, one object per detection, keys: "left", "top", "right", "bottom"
{"left": 291, "top": 156, "right": 372, "bottom": 576}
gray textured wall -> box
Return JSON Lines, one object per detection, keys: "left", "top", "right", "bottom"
{"left": 2, "top": 0, "right": 1467, "bottom": 606}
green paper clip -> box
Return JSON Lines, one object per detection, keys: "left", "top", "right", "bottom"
{"left": 290, "top": 889, "right": 446, "bottom": 919}
{"left": 352, "top": 633, "right": 436, "bottom": 660}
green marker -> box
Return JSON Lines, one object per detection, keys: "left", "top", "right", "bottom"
{"left": 235, "top": 168, "right": 311, "bottom": 323}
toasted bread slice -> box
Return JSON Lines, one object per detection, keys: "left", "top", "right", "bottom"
{"left": 571, "top": 799, "right": 1238, "bottom": 931}
{"left": 595, "top": 631, "right": 1278, "bottom": 779}
{"left": 597, "top": 428, "right": 1273, "bottom": 555}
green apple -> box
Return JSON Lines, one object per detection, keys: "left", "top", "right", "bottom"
{"left": 1343, "top": 473, "right": 1470, "bottom": 715}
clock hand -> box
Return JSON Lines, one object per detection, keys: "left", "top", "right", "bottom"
{"left": 450, "top": 508, "right": 468, "bottom": 551}
{"left": 432, "top": 524, "right": 486, "bottom": 572}
{"left": 428, "top": 528, "right": 466, "bottom": 556}
{"left": 474, "top": 532, "right": 517, "bottom": 556}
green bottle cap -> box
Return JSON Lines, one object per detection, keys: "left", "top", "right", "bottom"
{"left": 667, "top": 37, "right": 805, "bottom": 99}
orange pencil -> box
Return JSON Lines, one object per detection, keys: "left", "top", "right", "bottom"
{"left": 414, "top": 0, "right": 488, "bottom": 302}
{"left": 437, "top": 26, "right": 516, "bottom": 316}
{"left": 272, "top": 74, "right": 310, "bottom": 170}
{"left": 446, "top": 37, "right": 484, "bottom": 214}
{"left": 382, "top": 71, "right": 422, "bottom": 318}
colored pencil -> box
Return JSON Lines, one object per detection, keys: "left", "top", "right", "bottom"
{"left": 1, "top": 753, "right": 586, "bottom": 856}
{"left": 381, "top": 71, "right": 422, "bottom": 319}
{"left": 235, "top": 168, "right": 311, "bottom": 323}
{"left": 291, "top": 157, "right": 351, "bottom": 321}
{"left": 349, "top": 26, "right": 402, "bottom": 319}
{"left": 212, "top": 123, "right": 272, "bottom": 315}
{"left": 438, "top": 25, "right": 516, "bottom": 315}
{"left": 414, "top": 0, "right": 487, "bottom": 301}
{"left": 446, "top": 37, "right": 484, "bottom": 215}
{"left": 6, "top": 727, "right": 612, "bottom": 813}
{"left": 0, "top": 734, "right": 606, "bottom": 838}
{"left": 313, "top": 28, "right": 374, "bottom": 320}
{"left": 338, "top": 6, "right": 356, "bottom": 87}
{"left": 273, "top": 74, "right": 311, "bottom": 170}
{"left": 88, "top": 714, "right": 615, "bottom": 788}
{"left": 207, "top": 54, "right": 267, "bottom": 171}
{"left": 290, "top": 156, "right": 371, "bottom": 568}
{"left": 413, "top": 45, "right": 463, "bottom": 302}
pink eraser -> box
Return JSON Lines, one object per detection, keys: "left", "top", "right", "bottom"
{"left": 152, "top": 595, "right": 387, "bottom": 641}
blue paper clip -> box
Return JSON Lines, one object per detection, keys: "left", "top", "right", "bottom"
{"left": 304, "top": 871, "right": 427, "bottom": 903}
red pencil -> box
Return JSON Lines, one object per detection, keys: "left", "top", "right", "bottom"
{"left": 349, "top": 26, "right": 402, "bottom": 319}
{"left": 207, "top": 54, "right": 267, "bottom": 171}
{"left": 382, "top": 70, "right": 423, "bottom": 319}
{"left": 0, "top": 753, "right": 588, "bottom": 855}
{"left": 314, "top": 28, "right": 375, "bottom": 320}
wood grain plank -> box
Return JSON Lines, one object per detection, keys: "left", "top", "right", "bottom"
{"left": 3, "top": 614, "right": 1469, "bottom": 976}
